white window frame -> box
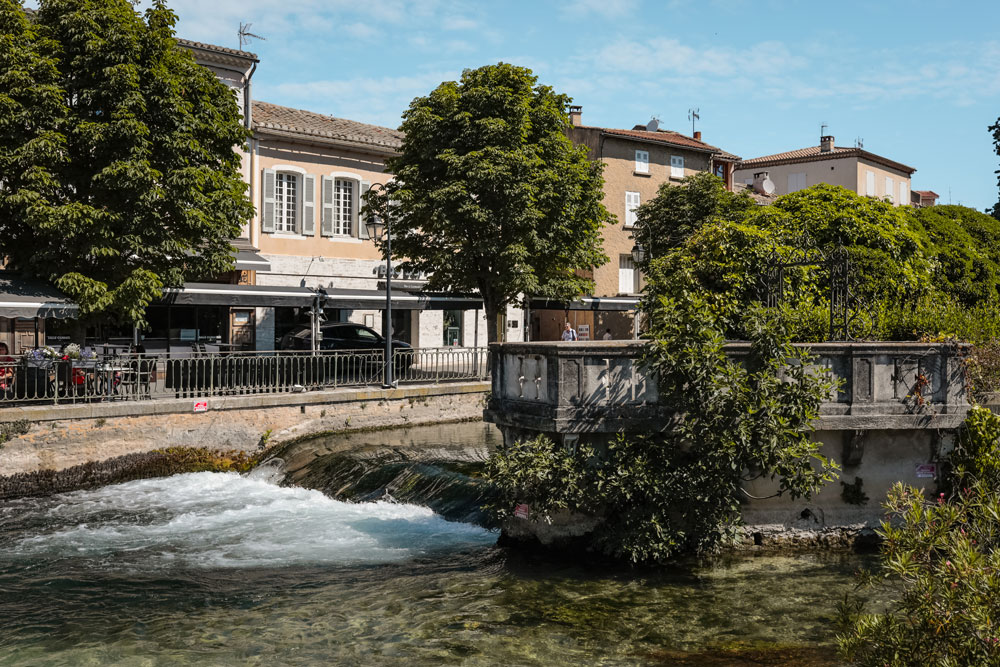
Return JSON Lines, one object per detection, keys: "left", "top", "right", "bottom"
{"left": 899, "top": 181, "right": 908, "bottom": 207}
{"left": 635, "top": 150, "right": 649, "bottom": 174}
{"left": 324, "top": 171, "right": 364, "bottom": 242}
{"left": 618, "top": 254, "right": 639, "bottom": 294}
{"left": 866, "top": 170, "right": 876, "bottom": 196}
{"left": 266, "top": 164, "right": 308, "bottom": 237}
{"left": 625, "top": 191, "right": 640, "bottom": 228}
{"left": 885, "top": 176, "right": 894, "bottom": 203}
{"left": 670, "top": 155, "right": 684, "bottom": 179}
{"left": 333, "top": 178, "right": 354, "bottom": 236}
{"left": 787, "top": 172, "right": 806, "bottom": 193}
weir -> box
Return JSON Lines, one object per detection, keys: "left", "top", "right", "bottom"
{"left": 484, "top": 340, "right": 971, "bottom": 533}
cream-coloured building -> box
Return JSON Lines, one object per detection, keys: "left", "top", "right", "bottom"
{"left": 734, "top": 135, "right": 916, "bottom": 205}
{"left": 530, "top": 108, "right": 740, "bottom": 341}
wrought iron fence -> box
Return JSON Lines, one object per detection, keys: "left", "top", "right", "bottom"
{"left": 0, "top": 347, "right": 490, "bottom": 406}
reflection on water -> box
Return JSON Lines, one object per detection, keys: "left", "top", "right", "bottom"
{"left": 0, "top": 421, "right": 865, "bottom": 666}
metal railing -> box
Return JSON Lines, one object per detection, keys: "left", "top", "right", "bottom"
{"left": 0, "top": 347, "right": 489, "bottom": 406}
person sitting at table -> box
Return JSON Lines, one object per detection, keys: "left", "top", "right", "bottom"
{"left": 0, "top": 342, "right": 14, "bottom": 395}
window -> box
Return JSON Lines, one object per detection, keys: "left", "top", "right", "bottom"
{"left": 619, "top": 255, "right": 640, "bottom": 294}
{"left": 635, "top": 150, "right": 649, "bottom": 174}
{"left": 670, "top": 155, "right": 684, "bottom": 179}
{"left": 899, "top": 181, "right": 908, "bottom": 206}
{"left": 885, "top": 176, "right": 894, "bottom": 202}
{"left": 866, "top": 170, "right": 875, "bottom": 196}
{"left": 787, "top": 172, "right": 806, "bottom": 193}
{"left": 275, "top": 173, "right": 297, "bottom": 233}
{"left": 333, "top": 179, "right": 354, "bottom": 236}
{"left": 443, "top": 310, "right": 463, "bottom": 346}
{"left": 625, "top": 191, "right": 640, "bottom": 227}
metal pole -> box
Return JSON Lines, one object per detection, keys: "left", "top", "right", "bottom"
{"left": 384, "top": 221, "right": 394, "bottom": 389}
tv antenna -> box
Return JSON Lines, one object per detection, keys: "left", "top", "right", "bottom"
{"left": 855, "top": 137, "right": 864, "bottom": 148}
{"left": 820, "top": 121, "right": 828, "bottom": 136}
{"left": 688, "top": 108, "right": 700, "bottom": 135}
{"left": 238, "top": 22, "right": 266, "bottom": 50}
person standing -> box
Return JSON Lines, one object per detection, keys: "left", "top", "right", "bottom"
{"left": 561, "top": 322, "right": 578, "bottom": 341}
{"left": 602, "top": 328, "right": 613, "bottom": 340}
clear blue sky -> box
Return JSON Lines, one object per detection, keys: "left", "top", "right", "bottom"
{"left": 166, "top": 0, "right": 1000, "bottom": 211}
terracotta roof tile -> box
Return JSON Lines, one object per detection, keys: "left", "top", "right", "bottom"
{"left": 252, "top": 101, "right": 403, "bottom": 150}
{"left": 176, "top": 38, "right": 258, "bottom": 61}
{"left": 739, "top": 143, "right": 916, "bottom": 174}
{"left": 585, "top": 126, "right": 739, "bottom": 159}
{"left": 913, "top": 190, "right": 939, "bottom": 198}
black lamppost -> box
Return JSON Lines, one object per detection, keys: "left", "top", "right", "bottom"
{"left": 365, "top": 183, "right": 395, "bottom": 388}
{"left": 630, "top": 243, "right": 646, "bottom": 339}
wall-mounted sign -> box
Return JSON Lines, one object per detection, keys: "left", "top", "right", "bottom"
{"left": 193, "top": 400, "right": 208, "bottom": 413}
{"left": 915, "top": 463, "right": 937, "bottom": 478}
{"left": 577, "top": 324, "right": 590, "bottom": 341}
{"left": 514, "top": 504, "right": 531, "bottom": 519}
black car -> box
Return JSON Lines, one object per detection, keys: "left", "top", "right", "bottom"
{"left": 280, "top": 322, "right": 412, "bottom": 356}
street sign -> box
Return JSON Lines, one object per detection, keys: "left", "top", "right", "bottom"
{"left": 915, "top": 463, "right": 936, "bottom": 478}
{"left": 193, "top": 400, "right": 208, "bottom": 413}
{"left": 514, "top": 504, "right": 530, "bottom": 519}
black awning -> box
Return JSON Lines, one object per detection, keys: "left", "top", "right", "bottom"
{"left": 0, "top": 273, "right": 79, "bottom": 319}
{"left": 322, "top": 288, "right": 482, "bottom": 311}
{"left": 160, "top": 283, "right": 316, "bottom": 307}
{"left": 530, "top": 296, "right": 640, "bottom": 312}
{"left": 233, "top": 250, "right": 271, "bottom": 272}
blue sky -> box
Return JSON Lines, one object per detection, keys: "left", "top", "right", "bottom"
{"left": 166, "top": 0, "right": 1000, "bottom": 211}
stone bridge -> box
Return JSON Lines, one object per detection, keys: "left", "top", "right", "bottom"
{"left": 484, "top": 340, "right": 971, "bottom": 531}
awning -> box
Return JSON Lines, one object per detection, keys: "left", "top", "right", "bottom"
{"left": 530, "top": 296, "right": 640, "bottom": 312}
{"left": 322, "top": 288, "right": 483, "bottom": 311}
{"left": 0, "top": 273, "right": 79, "bottom": 319}
{"left": 160, "top": 283, "right": 316, "bottom": 307}
{"left": 233, "top": 250, "right": 271, "bottom": 272}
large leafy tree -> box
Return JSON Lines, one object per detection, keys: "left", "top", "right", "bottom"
{"left": 376, "top": 63, "right": 611, "bottom": 343}
{"left": 0, "top": 0, "right": 253, "bottom": 325}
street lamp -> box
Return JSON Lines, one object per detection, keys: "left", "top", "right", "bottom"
{"left": 630, "top": 243, "right": 647, "bottom": 265}
{"left": 364, "top": 183, "right": 396, "bottom": 388}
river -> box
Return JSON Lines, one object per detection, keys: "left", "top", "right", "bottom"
{"left": 0, "top": 421, "right": 867, "bottom": 665}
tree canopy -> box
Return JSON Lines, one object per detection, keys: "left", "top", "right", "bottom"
{"left": 375, "top": 63, "right": 611, "bottom": 342}
{"left": 0, "top": 0, "right": 253, "bottom": 325}
{"left": 634, "top": 176, "right": 1000, "bottom": 343}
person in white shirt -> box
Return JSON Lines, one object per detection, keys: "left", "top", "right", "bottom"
{"left": 561, "top": 322, "right": 578, "bottom": 341}
{"left": 602, "top": 328, "right": 613, "bottom": 340}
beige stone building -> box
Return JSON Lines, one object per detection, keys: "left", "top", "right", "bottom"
{"left": 734, "top": 135, "right": 916, "bottom": 205}
{"left": 530, "top": 108, "right": 740, "bottom": 341}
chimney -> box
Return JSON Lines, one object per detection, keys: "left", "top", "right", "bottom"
{"left": 820, "top": 135, "right": 835, "bottom": 152}
{"left": 693, "top": 131, "right": 702, "bottom": 141}
{"left": 568, "top": 105, "right": 582, "bottom": 127}
{"left": 752, "top": 171, "right": 775, "bottom": 195}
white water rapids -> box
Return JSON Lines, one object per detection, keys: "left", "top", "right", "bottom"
{"left": 7, "top": 471, "right": 496, "bottom": 569}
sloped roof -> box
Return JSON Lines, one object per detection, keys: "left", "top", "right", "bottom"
{"left": 252, "top": 101, "right": 403, "bottom": 151}
{"left": 913, "top": 190, "right": 939, "bottom": 198}
{"left": 176, "top": 38, "right": 258, "bottom": 61}
{"left": 739, "top": 144, "right": 916, "bottom": 174}
{"left": 578, "top": 125, "right": 740, "bottom": 160}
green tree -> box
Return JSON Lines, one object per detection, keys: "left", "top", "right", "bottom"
{"left": 911, "top": 204, "right": 1000, "bottom": 306}
{"left": 990, "top": 116, "right": 1000, "bottom": 221}
{"left": 0, "top": 0, "right": 253, "bottom": 325}
{"left": 837, "top": 406, "right": 1000, "bottom": 666}
{"left": 375, "top": 63, "right": 611, "bottom": 343}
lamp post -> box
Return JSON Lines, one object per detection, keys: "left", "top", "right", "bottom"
{"left": 365, "top": 183, "right": 395, "bottom": 388}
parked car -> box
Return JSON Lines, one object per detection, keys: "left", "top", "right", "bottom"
{"left": 279, "top": 323, "right": 413, "bottom": 369}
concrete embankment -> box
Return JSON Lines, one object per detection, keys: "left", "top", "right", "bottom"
{"left": 0, "top": 382, "right": 489, "bottom": 496}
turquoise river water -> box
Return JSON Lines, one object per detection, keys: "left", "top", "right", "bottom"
{"left": 0, "top": 422, "right": 869, "bottom": 665}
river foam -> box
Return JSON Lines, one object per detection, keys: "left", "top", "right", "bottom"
{"left": 6, "top": 471, "right": 496, "bottom": 569}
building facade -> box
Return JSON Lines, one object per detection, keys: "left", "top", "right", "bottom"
{"left": 529, "top": 108, "right": 740, "bottom": 341}
{"left": 734, "top": 135, "right": 916, "bottom": 206}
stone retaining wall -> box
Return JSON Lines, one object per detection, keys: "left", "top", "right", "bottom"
{"left": 0, "top": 382, "right": 489, "bottom": 476}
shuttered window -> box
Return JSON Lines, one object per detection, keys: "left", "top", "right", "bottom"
{"left": 899, "top": 181, "right": 908, "bottom": 207}
{"left": 619, "top": 255, "right": 639, "bottom": 294}
{"left": 787, "top": 172, "right": 806, "bottom": 193}
{"left": 670, "top": 155, "right": 684, "bottom": 179}
{"left": 885, "top": 176, "right": 894, "bottom": 202}
{"left": 625, "top": 191, "right": 640, "bottom": 227}
{"left": 635, "top": 150, "right": 649, "bottom": 173}
{"left": 866, "top": 170, "right": 876, "bottom": 196}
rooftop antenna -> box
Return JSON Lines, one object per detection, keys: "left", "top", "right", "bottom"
{"left": 238, "top": 22, "right": 266, "bottom": 51}
{"left": 855, "top": 137, "right": 864, "bottom": 149}
{"left": 820, "top": 121, "right": 828, "bottom": 137}
{"left": 688, "top": 108, "right": 700, "bottom": 136}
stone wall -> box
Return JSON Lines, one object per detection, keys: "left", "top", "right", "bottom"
{"left": 0, "top": 382, "right": 489, "bottom": 476}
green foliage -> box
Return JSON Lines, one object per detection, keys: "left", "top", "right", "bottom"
{"left": 837, "top": 407, "right": 1000, "bottom": 665}
{"left": 0, "top": 419, "right": 30, "bottom": 449}
{"left": 485, "top": 293, "right": 837, "bottom": 564}
{"left": 375, "top": 63, "right": 611, "bottom": 342}
{"left": 0, "top": 0, "right": 253, "bottom": 325}
{"left": 991, "top": 116, "right": 1000, "bottom": 221}
{"left": 636, "top": 179, "right": 1000, "bottom": 344}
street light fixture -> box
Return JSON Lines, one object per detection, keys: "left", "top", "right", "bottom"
{"left": 364, "top": 183, "right": 396, "bottom": 389}
{"left": 630, "top": 243, "right": 647, "bottom": 265}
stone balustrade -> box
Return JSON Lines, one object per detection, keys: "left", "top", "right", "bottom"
{"left": 484, "top": 340, "right": 970, "bottom": 437}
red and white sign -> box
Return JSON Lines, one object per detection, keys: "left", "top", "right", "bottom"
{"left": 193, "top": 400, "right": 209, "bottom": 413}
{"left": 514, "top": 504, "right": 531, "bottom": 519}
{"left": 915, "top": 463, "right": 937, "bottom": 478}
